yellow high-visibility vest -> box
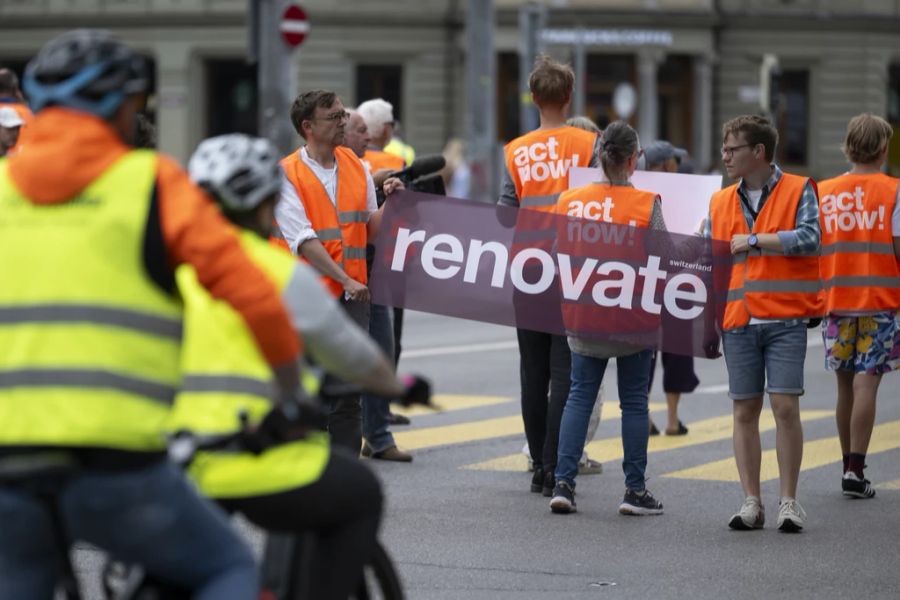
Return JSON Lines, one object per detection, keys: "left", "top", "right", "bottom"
{"left": 168, "top": 231, "right": 329, "bottom": 499}
{"left": 0, "top": 151, "right": 182, "bottom": 451}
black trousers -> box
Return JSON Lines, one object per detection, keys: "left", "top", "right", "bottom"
{"left": 326, "top": 299, "right": 370, "bottom": 453}
{"left": 218, "top": 449, "right": 383, "bottom": 600}
{"left": 517, "top": 328, "right": 572, "bottom": 470}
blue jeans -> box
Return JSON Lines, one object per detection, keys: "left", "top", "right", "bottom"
{"left": 556, "top": 349, "right": 653, "bottom": 491}
{"left": 362, "top": 303, "right": 397, "bottom": 453}
{"left": 722, "top": 321, "right": 807, "bottom": 400}
{"left": 0, "top": 460, "right": 257, "bottom": 600}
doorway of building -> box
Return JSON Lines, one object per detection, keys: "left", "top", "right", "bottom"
{"left": 205, "top": 58, "right": 258, "bottom": 137}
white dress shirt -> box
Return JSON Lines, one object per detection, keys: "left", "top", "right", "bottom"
{"left": 275, "top": 146, "right": 378, "bottom": 254}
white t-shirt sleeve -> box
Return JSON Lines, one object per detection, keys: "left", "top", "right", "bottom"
{"left": 891, "top": 186, "right": 900, "bottom": 236}
{"left": 275, "top": 173, "right": 318, "bottom": 254}
{"left": 365, "top": 166, "right": 378, "bottom": 216}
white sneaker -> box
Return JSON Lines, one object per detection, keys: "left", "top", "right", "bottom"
{"left": 728, "top": 496, "right": 765, "bottom": 530}
{"left": 776, "top": 498, "right": 807, "bottom": 533}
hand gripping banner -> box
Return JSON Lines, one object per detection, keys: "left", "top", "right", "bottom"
{"left": 369, "top": 191, "right": 731, "bottom": 358}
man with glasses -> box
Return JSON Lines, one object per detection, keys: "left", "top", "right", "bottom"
{"left": 704, "top": 115, "right": 822, "bottom": 533}
{"left": 275, "top": 90, "right": 389, "bottom": 453}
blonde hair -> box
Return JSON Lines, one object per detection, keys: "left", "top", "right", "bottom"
{"left": 529, "top": 55, "right": 574, "bottom": 109}
{"left": 842, "top": 113, "right": 893, "bottom": 165}
{"left": 566, "top": 115, "right": 601, "bottom": 134}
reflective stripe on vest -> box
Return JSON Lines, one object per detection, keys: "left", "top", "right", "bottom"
{"left": 168, "top": 231, "right": 329, "bottom": 497}
{"left": 279, "top": 147, "right": 369, "bottom": 297}
{"left": 818, "top": 173, "right": 900, "bottom": 313}
{"left": 556, "top": 184, "right": 658, "bottom": 340}
{"left": 710, "top": 173, "right": 823, "bottom": 330}
{"left": 0, "top": 150, "right": 182, "bottom": 450}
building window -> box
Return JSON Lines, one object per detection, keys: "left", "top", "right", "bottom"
{"left": 584, "top": 54, "right": 635, "bottom": 130}
{"left": 888, "top": 63, "right": 900, "bottom": 177}
{"left": 356, "top": 64, "right": 403, "bottom": 123}
{"left": 774, "top": 69, "right": 809, "bottom": 166}
{"left": 657, "top": 55, "right": 693, "bottom": 154}
{"left": 496, "top": 52, "right": 520, "bottom": 142}
{"left": 205, "top": 59, "right": 257, "bottom": 137}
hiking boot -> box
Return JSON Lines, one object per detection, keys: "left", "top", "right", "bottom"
{"left": 549, "top": 481, "right": 576, "bottom": 514}
{"left": 728, "top": 496, "right": 765, "bottom": 530}
{"left": 842, "top": 472, "right": 876, "bottom": 499}
{"left": 776, "top": 498, "right": 806, "bottom": 533}
{"left": 618, "top": 488, "right": 663, "bottom": 516}
{"left": 542, "top": 470, "right": 555, "bottom": 497}
{"left": 530, "top": 467, "right": 544, "bottom": 493}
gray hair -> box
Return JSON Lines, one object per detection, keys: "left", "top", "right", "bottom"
{"left": 357, "top": 98, "right": 394, "bottom": 139}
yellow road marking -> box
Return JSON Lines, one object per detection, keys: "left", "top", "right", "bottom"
{"left": 466, "top": 409, "right": 833, "bottom": 472}
{"left": 395, "top": 401, "right": 664, "bottom": 453}
{"left": 393, "top": 394, "right": 511, "bottom": 417}
{"left": 665, "top": 418, "right": 900, "bottom": 482}
{"left": 877, "top": 478, "right": 900, "bottom": 490}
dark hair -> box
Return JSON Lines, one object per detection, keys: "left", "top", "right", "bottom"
{"left": 722, "top": 114, "right": 778, "bottom": 162}
{"left": 528, "top": 55, "right": 574, "bottom": 109}
{"left": 289, "top": 90, "right": 337, "bottom": 138}
{"left": 599, "top": 120, "right": 639, "bottom": 182}
{"left": 134, "top": 113, "right": 156, "bottom": 149}
{"left": 0, "top": 69, "right": 21, "bottom": 96}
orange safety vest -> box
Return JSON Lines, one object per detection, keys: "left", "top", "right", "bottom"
{"left": 505, "top": 126, "right": 597, "bottom": 212}
{"left": 363, "top": 149, "right": 405, "bottom": 175}
{"left": 818, "top": 172, "right": 900, "bottom": 313}
{"left": 555, "top": 184, "right": 657, "bottom": 340}
{"left": 710, "top": 173, "right": 823, "bottom": 330}
{"left": 278, "top": 147, "right": 369, "bottom": 298}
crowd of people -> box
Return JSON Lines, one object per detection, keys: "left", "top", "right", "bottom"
{"left": 0, "top": 26, "right": 898, "bottom": 600}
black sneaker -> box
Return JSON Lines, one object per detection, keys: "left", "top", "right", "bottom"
{"left": 530, "top": 467, "right": 544, "bottom": 493}
{"left": 619, "top": 488, "right": 664, "bottom": 516}
{"left": 649, "top": 421, "right": 660, "bottom": 436}
{"left": 542, "top": 469, "right": 555, "bottom": 497}
{"left": 549, "top": 481, "right": 576, "bottom": 514}
{"left": 842, "top": 472, "right": 876, "bottom": 499}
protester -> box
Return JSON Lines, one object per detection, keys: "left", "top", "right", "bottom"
{"left": 705, "top": 114, "right": 822, "bottom": 532}
{"left": 499, "top": 56, "right": 601, "bottom": 497}
{"left": 549, "top": 120, "right": 664, "bottom": 516}
{"left": 818, "top": 113, "right": 900, "bottom": 499}
{"left": 344, "top": 104, "right": 413, "bottom": 462}
{"left": 275, "top": 90, "right": 400, "bottom": 454}
{"left": 384, "top": 119, "right": 415, "bottom": 166}
{"left": 640, "top": 139, "right": 701, "bottom": 436}
{"left": 0, "top": 67, "right": 32, "bottom": 153}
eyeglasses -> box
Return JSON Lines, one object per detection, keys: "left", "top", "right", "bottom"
{"left": 312, "top": 110, "right": 351, "bottom": 123}
{"left": 720, "top": 144, "right": 753, "bottom": 158}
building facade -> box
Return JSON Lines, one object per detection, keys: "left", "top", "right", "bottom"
{"left": 2, "top": 0, "right": 899, "bottom": 179}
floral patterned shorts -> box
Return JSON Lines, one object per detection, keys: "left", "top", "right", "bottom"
{"left": 822, "top": 312, "right": 900, "bottom": 375}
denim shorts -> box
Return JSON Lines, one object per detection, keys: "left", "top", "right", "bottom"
{"left": 722, "top": 321, "right": 808, "bottom": 400}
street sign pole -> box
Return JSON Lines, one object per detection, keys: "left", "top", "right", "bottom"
{"left": 257, "top": 0, "right": 298, "bottom": 156}
{"left": 466, "top": 0, "right": 496, "bottom": 203}
{"left": 518, "top": 2, "right": 545, "bottom": 134}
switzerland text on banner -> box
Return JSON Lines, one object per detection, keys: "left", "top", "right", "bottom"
{"left": 369, "top": 192, "right": 731, "bottom": 357}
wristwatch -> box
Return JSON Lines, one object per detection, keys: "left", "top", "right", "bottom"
{"left": 748, "top": 233, "right": 759, "bottom": 249}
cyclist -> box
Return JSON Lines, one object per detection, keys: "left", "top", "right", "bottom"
{"left": 172, "top": 133, "right": 429, "bottom": 600}
{"left": 0, "top": 30, "right": 304, "bottom": 599}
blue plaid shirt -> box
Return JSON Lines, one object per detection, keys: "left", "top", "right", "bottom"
{"left": 703, "top": 164, "right": 820, "bottom": 255}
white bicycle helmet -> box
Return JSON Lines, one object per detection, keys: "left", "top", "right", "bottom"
{"left": 188, "top": 134, "right": 282, "bottom": 213}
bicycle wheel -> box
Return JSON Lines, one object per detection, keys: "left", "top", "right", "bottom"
{"left": 354, "top": 541, "right": 404, "bottom": 600}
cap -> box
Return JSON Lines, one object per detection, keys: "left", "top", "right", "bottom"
{"left": 643, "top": 140, "right": 687, "bottom": 168}
{"left": 0, "top": 107, "right": 24, "bottom": 128}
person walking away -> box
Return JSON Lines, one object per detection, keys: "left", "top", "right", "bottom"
{"left": 549, "top": 120, "right": 664, "bottom": 516}
{"left": 705, "top": 115, "right": 822, "bottom": 532}
{"left": 818, "top": 113, "right": 900, "bottom": 499}
{"left": 499, "top": 56, "right": 600, "bottom": 496}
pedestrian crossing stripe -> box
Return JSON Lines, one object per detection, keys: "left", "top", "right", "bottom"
{"left": 664, "top": 418, "right": 900, "bottom": 482}
{"left": 463, "top": 410, "right": 833, "bottom": 472}
{"left": 392, "top": 400, "right": 665, "bottom": 452}
{"left": 393, "top": 394, "right": 512, "bottom": 417}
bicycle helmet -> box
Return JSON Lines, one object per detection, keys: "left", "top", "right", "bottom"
{"left": 188, "top": 134, "right": 282, "bottom": 213}
{"left": 23, "top": 29, "right": 149, "bottom": 118}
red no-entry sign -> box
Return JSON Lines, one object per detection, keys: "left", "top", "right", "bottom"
{"left": 280, "top": 4, "right": 310, "bottom": 48}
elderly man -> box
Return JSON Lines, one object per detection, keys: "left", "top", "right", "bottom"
{"left": 341, "top": 107, "right": 412, "bottom": 462}
{"left": 275, "top": 90, "right": 401, "bottom": 454}
{"left": 0, "top": 107, "right": 24, "bottom": 156}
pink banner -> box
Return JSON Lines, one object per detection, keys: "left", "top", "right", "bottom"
{"left": 370, "top": 192, "right": 731, "bottom": 357}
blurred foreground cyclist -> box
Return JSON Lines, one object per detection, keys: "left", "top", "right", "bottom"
{"left": 177, "top": 133, "right": 430, "bottom": 600}
{"left": 0, "top": 30, "right": 309, "bottom": 599}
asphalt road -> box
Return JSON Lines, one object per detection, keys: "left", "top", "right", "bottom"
{"left": 370, "top": 311, "right": 900, "bottom": 600}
